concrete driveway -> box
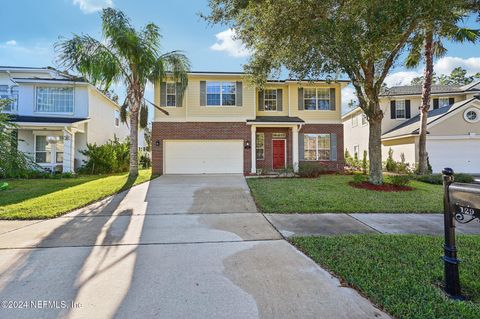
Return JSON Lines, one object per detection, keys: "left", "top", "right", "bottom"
{"left": 0, "top": 175, "right": 388, "bottom": 319}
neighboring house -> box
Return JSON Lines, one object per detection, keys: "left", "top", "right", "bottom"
{"left": 0, "top": 66, "right": 129, "bottom": 172}
{"left": 152, "top": 71, "right": 348, "bottom": 175}
{"left": 342, "top": 82, "right": 480, "bottom": 173}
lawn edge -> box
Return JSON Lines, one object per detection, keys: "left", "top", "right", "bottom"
{"left": 0, "top": 173, "right": 160, "bottom": 221}
{"left": 288, "top": 236, "right": 394, "bottom": 318}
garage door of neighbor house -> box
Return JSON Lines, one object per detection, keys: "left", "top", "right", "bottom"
{"left": 164, "top": 140, "right": 244, "bottom": 174}
{"left": 427, "top": 139, "right": 480, "bottom": 174}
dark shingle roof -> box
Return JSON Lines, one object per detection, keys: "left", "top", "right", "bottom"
{"left": 380, "top": 85, "right": 463, "bottom": 96}
{"left": 247, "top": 116, "right": 304, "bottom": 123}
{"left": 7, "top": 115, "right": 89, "bottom": 124}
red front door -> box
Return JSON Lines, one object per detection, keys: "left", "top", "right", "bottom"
{"left": 272, "top": 140, "right": 286, "bottom": 169}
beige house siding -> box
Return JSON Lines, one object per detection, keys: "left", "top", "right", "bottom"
{"left": 256, "top": 84, "right": 289, "bottom": 117}
{"left": 428, "top": 103, "right": 480, "bottom": 136}
{"left": 343, "top": 109, "right": 369, "bottom": 157}
{"left": 382, "top": 137, "right": 418, "bottom": 164}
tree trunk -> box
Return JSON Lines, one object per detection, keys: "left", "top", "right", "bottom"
{"left": 418, "top": 30, "right": 434, "bottom": 175}
{"left": 129, "top": 107, "right": 139, "bottom": 178}
{"left": 368, "top": 116, "right": 383, "bottom": 185}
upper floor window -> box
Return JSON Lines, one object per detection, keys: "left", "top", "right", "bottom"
{"left": 304, "top": 88, "right": 330, "bottom": 110}
{"left": 352, "top": 115, "right": 358, "bottom": 127}
{"left": 166, "top": 83, "right": 176, "bottom": 106}
{"left": 264, "top": 89, "right": 277, "bottom": 111}
{"left": 36, "top": 87, "right": 74, "bottom": 113}
{"left": 0, "top": 85, "right": 18, "bottom": 112}
{"left": 207, "top": 81, "right": 236, "bottom": 106}
{"left": 114, "top": 110, "right": 120, "bottom": 127}
{"left": 395, "top": 100, "right": 406, "bottom": 119}
{"left": 362, "top": 114, "right": 368, "bottom": 126}
{"left": 438, "top": 97, "right": 451, "bottom": 108}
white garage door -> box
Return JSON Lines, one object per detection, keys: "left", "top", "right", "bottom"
{"left": 164, "top": 140, "right": 244, "bottom": 174}
{"left": 427, "top": 139, "right": 480, "bottom": 174}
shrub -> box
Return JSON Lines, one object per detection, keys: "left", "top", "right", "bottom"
{"left": 139, "top": 152, "right": 151, "bottom": 169}
{"left": 385, "top": 148, "right": 397, "bottom": 172}
{"left": 345, "top": 149, "right": 361, "bottom": 171}
{"left": 415, "top": 173, "right": 474, "bottom": 185}
{"left": 362, "top": 150, "right": 368, "bottom": 174}
{"left": 352, "top": 173, "right": 367, "bottom": 184}
{"left": 298, "top": 163, "right": 325, "bottom": 178}
{"left": 78, "top": 137, "right": 130, "bottom": 174}
{"left": 387, "top": 174, "right": 411, "bottom": 187}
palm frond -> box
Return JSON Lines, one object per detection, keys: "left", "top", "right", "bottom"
{"left": 157, "top": 51, "right": 190, "bottom": 101}
{"left": 405, "top": 32, "right": 424, "bottom": 68}
{"left": 139, "top": 103, "right": 149, "bottom": 129}
{"left": 451, "top": 27, "right": 480, "bottom": 43}
{"left": 55, "top": 35, "right": 124, "bottom": 91}
{"left": 432, "top": 40, "right": 447, "bottom": 58}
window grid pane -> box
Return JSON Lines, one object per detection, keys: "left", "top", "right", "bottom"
{"left": 264, "top": 89, "right": 277, "bottom": 111}
{"left": 395, "top": 100, "right": 406, "bottom": 119}
{"left": 256, "top": 133, "right": 264, "bottom": 160}
{"left": 207, "top": 82, "right": 235, "bottom": 106}
{"left": 166, "top": 83, "right": 176, "bottom": 106}
{"left": 36, "top": 87, "right": 74, "bottom": 113}
{"left": 439, "top": 98, "right": 450, "bottom": 108}
{"left": 304, "top": 134, "right": 331, "bottom": 161}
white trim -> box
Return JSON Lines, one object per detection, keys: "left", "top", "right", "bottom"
{"left": 427, "top": 134, "right": 480, "bottom": 140}
{"left": 381, "top": 134, "right": 417, "bottom": 142}
{"left": 246, "top": 122, "right": 301, "bottom": 127}
{"left": 427, "top": 98, "right": 479, "bottom": 129}
{"left": 464, "top": 107, "right": 480, "bottom": 123}
{"left": 292, "top": 125, "right": 299, "bottom": 172}
{"left": 251, "top": 126, "right": 257, "bottom": 173}
{"left": 272, "top": 138, "right": 287, "bottom": 169}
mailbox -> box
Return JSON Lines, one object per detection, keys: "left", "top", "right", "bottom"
{"left": 442, "top": 168, "right": 480, "bottom": 300}
{"left": 449, "top": 183, "right": 480, "bottom": 224}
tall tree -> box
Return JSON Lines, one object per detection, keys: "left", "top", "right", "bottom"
{"left": 205, "top": 0, "right": 421, "bottom": 184}
{"left": 56, "top": 8, "right": 190, "bottom": 177}
{"left": 405, "top": 0, "right": 479, "bottom": 175}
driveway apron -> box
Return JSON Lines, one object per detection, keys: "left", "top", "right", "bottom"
{"left": 0, "top": 175, "right": 389, "bottom": 319}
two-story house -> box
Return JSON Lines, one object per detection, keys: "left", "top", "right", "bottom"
{"left": 152, "top": 72, "right": 348, "bottom": 175}
{"left": 342, "top": 82, "right": 480, "bottom": 173}
{"left": 0, "top": 66, "right": 129, "bottom": 172}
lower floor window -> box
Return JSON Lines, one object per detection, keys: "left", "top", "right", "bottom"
{"left": 256, "top": 132, "right": 264, "bottom": 160}
{"left": 304, "top": 134, "right": 331, "bottom": 161}
{"left": 35, "top": 135, "right": 64, "bottom": 164}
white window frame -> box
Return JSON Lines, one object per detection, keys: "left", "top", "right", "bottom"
{"left": 303, "top": 88, "right": 331, "bottom": 111}
{"left": 35, "top": 86, "right": 75, "bottom": 114}
{"left": 114, "top": 110, "right": 120, "bottom": 127}
{"left": 438, "top": 97, "right": 451, "bottom": 108}
{"left": 353, "top": 145, "right": 360, "bottom": 157}
{"left": 304, "top": 134, "right": 331, "bottom": 161}
{"left": 464, "top": 108, "right": 480, "bottom": 123}
{"left": 166, "top": 82, "right": 176, "bottom": 107}
{"left": 0, "top": 85, "right": 18, "bottom": 112}
{"left": 395, "top": 100, "right": 406, "bottom": 119}
{"left": 362, "top": 114, "right": 368, "bottom": 126}
{"left": 206, "top": 81, "right": 236, "bottom": 107}
{"left": 352, "top": 115, "right": 358, "bottom": 127}
{"left": 256, "top": 132, "right": 265, "bottom": 160}
{"left": 263, "top": 89, "right": 277, "bottom": 111}
{"left": 34, "top": 134, "right": 65, "bottom": 167}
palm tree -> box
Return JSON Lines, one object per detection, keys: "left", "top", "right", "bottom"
{"left": 56, "top": 8, "right": 190, "bottom": 177}
{"left": 405, "top": 0, "right": 478, "bottom": 175}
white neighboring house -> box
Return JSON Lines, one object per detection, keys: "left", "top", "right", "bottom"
{"left": 342, "top": 82, "right": 480, "bottom": 173}
{"left": 0, "top": 66, "right": 129, "bottom": 172}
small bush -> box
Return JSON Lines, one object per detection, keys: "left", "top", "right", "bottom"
{"left": 385, "top": 148, "right": 397, "bottom": 172}
{"left": 298, "top": 163, "right": 325, "bottom": 178}
{"left": 361, "top": 150, "right": 368, "bottom": 174}
{"left": 387, "top": 175, "right": 411, "bottom": 186}
{"left": 79, "top": 137, "right": 130, "bottom": 174}
{"left": 352, "top": 173, "right": 367, "bottom": 184}
{"left": 139, "top": 153, "right": 151, "bottom": 169}
{"left": 415, "top": 173, "right": 474, "bottom": 185}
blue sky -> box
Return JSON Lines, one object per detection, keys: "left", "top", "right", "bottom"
{"left": 1, "top": 0, "right": 479, "bottom": 112}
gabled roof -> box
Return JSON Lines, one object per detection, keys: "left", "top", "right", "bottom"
{"left": 380, "top": 81, "right": 480, "bottom": 97}
{"left": 381, "top": 98, "right": 478, "bottom": 140}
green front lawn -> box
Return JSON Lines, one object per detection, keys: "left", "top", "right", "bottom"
{"left": 247, "top": 175, "right": 442, "bottom": 213}
{"left": 292, "top": 235, "right": 480, "bottom": 319}
{"left": 0, "top": 169, "right": 155, "bottom": 220}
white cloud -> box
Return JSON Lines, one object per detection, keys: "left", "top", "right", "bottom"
{"left": 73, "top": 0, "right": 113, "bottom": 14}
{"left": 5, "top": 40, "right": 17, "bottom": 46}
{"left": 210, "top": 29, "right": 251, "bottom": 58}
{"left": 434, "top": 56, "right": 480, "bottom": 75}
{"left": 384, "top": 71, "right": 421, "bottom": 87}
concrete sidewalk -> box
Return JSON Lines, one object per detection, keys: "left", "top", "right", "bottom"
{"left": 0, "top": 175, "right": 389, "bottom": 319}
{"left": 266, "top": 213, "right": 480, "bottom": 238}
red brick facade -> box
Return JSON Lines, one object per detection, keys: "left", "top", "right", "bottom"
{"left": 299, "top": 124, "right": 345, "bottom": 170}
{"left": 152, "top": 122, "right": 251, "bottom": 175}
{"left": 152, "top": 122, "right": 344, "bottom": 175}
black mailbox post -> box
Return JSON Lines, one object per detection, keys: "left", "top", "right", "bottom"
{"left": 442, "top": 168, "right": 480, "bottom": 300}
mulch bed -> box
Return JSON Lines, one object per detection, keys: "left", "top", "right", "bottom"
{"left": 349, "top": 181, "right": 414, "bottom": 192}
